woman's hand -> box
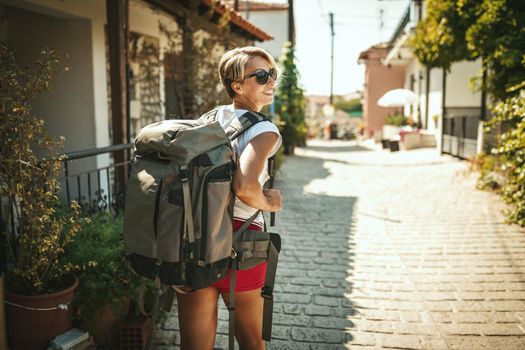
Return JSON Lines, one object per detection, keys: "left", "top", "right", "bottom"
{"left": 263, "top": 189, "right": 282, "bottom": 212}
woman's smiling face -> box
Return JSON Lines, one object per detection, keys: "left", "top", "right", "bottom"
{"left": 233, "top": 55, "right": 277, "bottom": 111}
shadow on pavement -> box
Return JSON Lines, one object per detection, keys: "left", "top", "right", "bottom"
{"left": 264, "top": 152, "right": 357, "bottom": 348}
{"left": 154, "top": 150, "right": 359, "bottom": 349}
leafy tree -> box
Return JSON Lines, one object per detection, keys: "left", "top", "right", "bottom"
{"left": 274, "top": 42, "right": 307, "bottom": 154}
{"left": 411, "top": 0, "right": 525, "bottom": 99}
{"left": 466, "top": 0, "right": 525, "bottom": 100}
{"left": 411, "top": 0, "right": 479, "bottom": 69}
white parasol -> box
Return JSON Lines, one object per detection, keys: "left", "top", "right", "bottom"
{"left": 377, "top": 89, "right": 419, "bottom": 107}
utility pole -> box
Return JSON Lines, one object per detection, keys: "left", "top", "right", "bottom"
{"left": 329, "top": 12, "right": 334, "bottom": 105}
{"left": 379, "top": 8, "right": 384, "bottom": 41}
{"left": 288, "top": 0, "right": 295, "bottom": 46}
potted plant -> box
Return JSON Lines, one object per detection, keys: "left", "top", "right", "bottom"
{"left": 67, "top": 212, "right": 139, "bottom": 346}
{"left": 0, "top": 27, "right": 85, "bottom": 349}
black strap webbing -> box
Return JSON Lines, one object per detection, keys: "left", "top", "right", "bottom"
{"left": 262, "top": 238, "right": 279, "bottom": 341}
{"left": 228, "top": 259, "right": 237, "bottom": 350}
{"left": 225, "top": 110, "right": 268, "bottom": 141}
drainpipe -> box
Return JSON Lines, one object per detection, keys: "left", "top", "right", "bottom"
{"left": 440, "top": 68, "right": 447, "bottom": 155}
{"left": 478, "top": 56, "right": 488, "bottom": 154}
{"left": 425, "top": 66, "right": 430, "bottom": 129}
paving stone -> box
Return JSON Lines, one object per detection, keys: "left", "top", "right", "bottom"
{"left": 283, "top": 304, "right": 302, "bottom": 315}
{"left": 277, "top": 293, "right": 312, "bottom": 304}
{"left": 290, "top": 277, "right": 322, "bottom": 286}
{"left": 486, "top": 336, "right": 525, "bottom": 350}
{"left": 345, "top": 331, "right": 376, "bottom": 346}
{"left": 271, "top": 325, "right": 291, "bottom": 340}
{"left": 333, "top": 307, "right": 357, "bottom": 318}
{"left": 314, "top": 295, "right": 340, "bottom": 307}
{"left": 363, "top": 310, "right": 400, "bottom": 321}
{"left": 290, "top": 327, "right": 344, "bottom": 343}
{"left": 419, "top": 336, "right": 449, "bottom": 350}
{"left": 444, "top": 336, "right": 493, "bottom": 350}
{"left": 304, "top": 305, "right": 332, "bottom": 316}
{"left": 377, "top": 333, "right": 423, "bottom": 349}
{"left": 273, "top": 313, "right": 311, "bottom": 327}
{"left": 264, "top": 340, "right": 306, "bottom": 350}
{"left": 399, "top": 311, "right": 422, "bottom": 323}
{"left": 312, "top": 316, "right": 353, "bottom": 330}
{"left": 352, "top": 319, "right": 394, "bottom": 334}
{"left": 392, "top": 322, "right": 440, "bottom": 336}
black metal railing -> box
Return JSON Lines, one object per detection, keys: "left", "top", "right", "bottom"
{"left": 442, "top": 114, "right": 480, "bottom": 159}
{"left": 60, "top": 143, "right": 133, "bottom": 214}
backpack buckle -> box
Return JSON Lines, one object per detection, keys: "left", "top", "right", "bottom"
{"left": 261, "top": 286, "right": 273, "bottom": 300}
{"left": 230, "top": 248, "right": 237, "bottom": 259}
{"left": 179, "top": 165, "right": 189, "bottom": 180}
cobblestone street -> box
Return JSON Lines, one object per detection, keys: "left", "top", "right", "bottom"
{"left": 156, "top": 139, "right": 525, "bottom": 349}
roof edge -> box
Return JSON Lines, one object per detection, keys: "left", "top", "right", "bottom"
{"left": 202, "top": 0, "right": 273, "bottom": 41}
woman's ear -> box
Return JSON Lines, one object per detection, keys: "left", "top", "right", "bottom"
{"left": 231, "top": 81, "right": 243, "bottom": 95}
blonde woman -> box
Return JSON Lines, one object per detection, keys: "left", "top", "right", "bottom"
{"left": 176, "top": 46, "right": 283, "bottom": 349}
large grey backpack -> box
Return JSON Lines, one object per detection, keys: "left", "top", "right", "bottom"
{"left": 123, "top": 107, "right": 281, "bottom": 349}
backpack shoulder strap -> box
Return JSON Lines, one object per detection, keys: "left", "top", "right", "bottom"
{"left": 198, "top": 106, "right": 221, "bottom": 123}
{"left": 198, "top": 107, "right": 268, "bottom": 140}
{"left": 225, "top": 110, "right": 268, "bottom": 141}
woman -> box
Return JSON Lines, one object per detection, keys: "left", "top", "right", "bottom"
{"left": 176, "top": 46, "right": 283, "bottom": 350}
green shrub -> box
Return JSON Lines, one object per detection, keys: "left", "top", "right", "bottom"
{"left": 470, "top": 153, "right": 502, "bottom": 191}
{"left": 386, "top": 114, "right": 406, "bottom": 127}
{"left": 483, "top": 88, "right": 525, "bottom": 226}
{"left": 66, "top": 213, "right": 139, "bottom": 329}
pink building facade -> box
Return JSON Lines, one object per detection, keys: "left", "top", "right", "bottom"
{"left": 358, "top": 44, "right": 405, "bottom": 138}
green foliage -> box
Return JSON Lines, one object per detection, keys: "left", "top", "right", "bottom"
{"left": 470, "top": 153, "right": 502, "bottom": 191}
{"left": 66, "top": 213, "right": 138, "bottom": 329}
{"left": 466, "top": 0, "right": 525, "bottom": 100}
{"left": 411, "top": 0, "right": 479, "bottom": 69}
{"left": 411, "top": 0, "right": 525, "bottom": 100}
{"left": 385, "top": 114, "right": 407, "bottom": 127}
{"left": 334, "top": 97, "right": 362, "bottom": 114}
{"left": 0, "top": 24, "right": 86, "bottom": 295}
{"left": 482, "top": 88, "right": 525, "bottom": 226}
{"left": 274, "top": 42, "right": 307, "bottom": 155}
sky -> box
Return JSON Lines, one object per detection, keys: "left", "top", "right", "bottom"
{"left": 270, "top": 0, "right": 410, "bottom": 96}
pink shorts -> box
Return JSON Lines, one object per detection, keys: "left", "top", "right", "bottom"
{"left": 212, "top": 219, "right": 267, "bottom": 293}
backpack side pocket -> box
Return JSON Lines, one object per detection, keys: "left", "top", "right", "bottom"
{"left": 201, "top": 162, "right": 234, "bottom": 264}
{"left": 204, "top": 180, "right": 233, "bottom": 263}
{"left": 156, "top": 172, "right": 184, "bottom": 263}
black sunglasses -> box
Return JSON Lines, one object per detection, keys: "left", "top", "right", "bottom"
{"left": 244, "top": 68, "right": 277, "bottom": 85}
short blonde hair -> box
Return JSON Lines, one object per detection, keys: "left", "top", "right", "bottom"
{"left": 218, "top": 46, "right": 278, "bottom": 99}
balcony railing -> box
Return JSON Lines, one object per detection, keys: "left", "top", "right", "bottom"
{"left": 60, "top": 143, "right": 133, "bottom": 214}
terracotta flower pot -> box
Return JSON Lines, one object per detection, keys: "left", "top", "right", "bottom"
{"left": 89, "top": 298, "right": 130, "bottom": 346}
{"left": 5, "top": 275, "right": 79, "bottom": 350}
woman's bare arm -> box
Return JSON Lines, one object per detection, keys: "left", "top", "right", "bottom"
{"left": 232, "top": 132, "right": 282, "bottom": 212}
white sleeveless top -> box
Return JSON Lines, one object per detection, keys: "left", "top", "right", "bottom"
{"left": 216, "top": 105, "right": 282, "bottom": 227}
